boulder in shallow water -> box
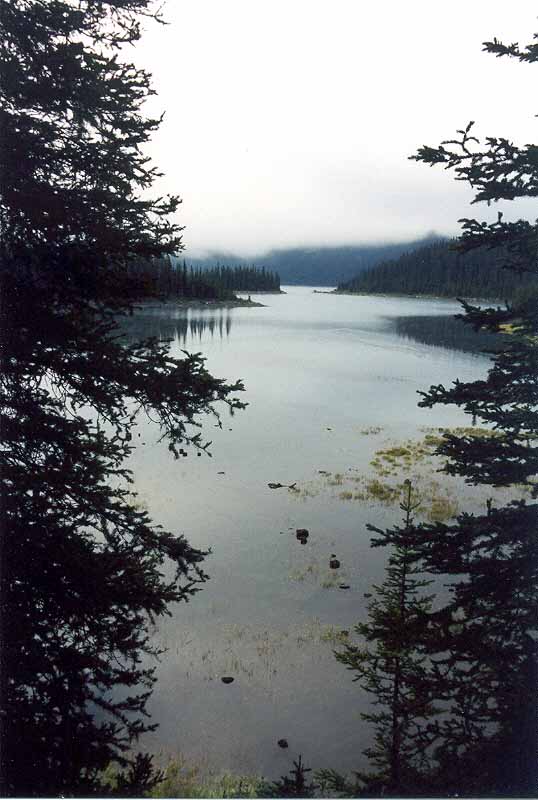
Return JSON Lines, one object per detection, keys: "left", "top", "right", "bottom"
{"left": 277, "top": 739, "right": 289, "bottom": 749}
{"left": 221, "top": 676, "right": 234, "bottom": 684}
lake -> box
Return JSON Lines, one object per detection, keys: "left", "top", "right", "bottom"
{"left": 124, "top": 287, "right": 500, "bottom": 783}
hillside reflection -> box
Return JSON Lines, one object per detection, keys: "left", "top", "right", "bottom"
{"left": 118, "top": 308, "right": 233, "bottom": 345}
{"left": 390, "top": 313, "right": 507, "bottom": 355}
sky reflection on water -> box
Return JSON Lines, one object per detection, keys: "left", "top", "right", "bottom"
{"left": 126, "top": 288, "right": 501, "bottom": 781}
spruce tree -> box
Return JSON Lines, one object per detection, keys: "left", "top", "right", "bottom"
{"left": 328, "top": 29, "right": 538, "bottom": 798}
{"left": 0, "top": 1, "right": 244, "bottom": 795}
{"left": 321, "top": 483, "right": 438, "bottom": 796}
{"left": 406, "top": 29, "right": 538, "bottom": 796}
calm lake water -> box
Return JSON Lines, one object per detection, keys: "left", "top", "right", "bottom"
{"left": 124, "top": 287, "right": 498, "bottom": 781}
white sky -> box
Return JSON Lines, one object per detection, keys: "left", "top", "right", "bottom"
{"left": 136, "top": 1, "right": 537, "bottom": 256}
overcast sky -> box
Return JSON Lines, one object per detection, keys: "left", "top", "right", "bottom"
{"left": 136, "top": 1, "right": 537, "bottom": 257}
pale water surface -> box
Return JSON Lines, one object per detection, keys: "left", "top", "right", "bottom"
{"left": 124, "top": 287, "right": 497, "bottom": 781}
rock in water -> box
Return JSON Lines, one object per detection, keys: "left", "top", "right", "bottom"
{"left": 221, "top": 676, "right": 234, "bottom": 684}
{"left": 277, "top": 739, "right": 289, "bottom": 749}
{"left": 330, "top": 558, "right": 341, "bottom": 569}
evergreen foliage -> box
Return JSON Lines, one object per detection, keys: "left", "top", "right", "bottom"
{"left": 337, "top": 239, "right": 538, "bottom": 299}
{"left": 408, "top": 500, "right": 538, "bottom": 796}
{"left": 259, "top": 755, "right": 317, "bottom": 798}
{"left": 128, "top": 257, "right": 281, "bottom": 299}
{"left": 330, "top": 27, "right": 538, "bottom": 798}
{"left": 201, "top": 263, "right": 281, "bottom": 294}
{"left": 321, "top": 483, "right": 438, "bottom": 796}
{"left": 409, "top": 29, "right": 538, "bottom": 795}
{"left": 187, "top": 236, "right": 442, "bottom": 286}
{"left": 0, "top": 1, "right": 244, "bottom": 795}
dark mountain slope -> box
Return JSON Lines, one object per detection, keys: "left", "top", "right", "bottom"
{"left": 338, "top": 239, "right": 538, "bottom": 300}
{"left": 184, "top": 235, "right": 442, "bottom": 286}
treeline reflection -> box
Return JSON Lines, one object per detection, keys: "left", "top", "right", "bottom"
{"left": 390, "top": 314, "right": 507, "bottom": 355}
{"left": 118, "top": 309, "right": 233, "bottom": 345}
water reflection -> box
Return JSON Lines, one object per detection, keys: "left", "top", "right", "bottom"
{"left": 118, "top": 307, "right": 233, "bottom": 345}
{"left": 389, "top": 313, "right": 507, "bottom": 354}
{"left": 122, "top": 289, "right": 499, "bottom": 781}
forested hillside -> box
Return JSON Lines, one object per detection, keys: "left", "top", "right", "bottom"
{"left": 337, "top": 239, "right": 538, "bottom": 299}
{"left": 129, "top": 257, "right": 280, "bottom": 299}
{"left": 187, "top": 236, "right": 441, "bottom": 286}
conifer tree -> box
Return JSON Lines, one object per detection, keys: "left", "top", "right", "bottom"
{"left": 260, "top": 755, "right": 317, "bottom": 798}
{"left": 321, "top": 483, "right": 438, "bottom": 796}
{"left": 0, "top": 1, "right": 244, "bottom": 795}
{"left": 406, "top": 29, "right": 538, "bottom": 796}
{"left": 327, "top": 32, "right": 538, "bottom": 797}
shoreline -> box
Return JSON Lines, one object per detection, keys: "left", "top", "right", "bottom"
{"left": 236, "top": 289, "right": 286, "bottom": 295}
{"left": 132, "top": 296, "right": 266, "bottom": 310}
{"left": 329, "top": 290, "right": 499, "bottom": 303}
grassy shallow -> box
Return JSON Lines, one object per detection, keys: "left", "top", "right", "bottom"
{"left": 291, "top": 426, "right": 523, "bottom": 524}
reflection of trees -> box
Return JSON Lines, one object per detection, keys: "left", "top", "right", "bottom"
{"left": 391, "top": 314, "right": 506, "bottom": 354}
{"left": 118, "top": 309, "right": 233, "bottom": 345}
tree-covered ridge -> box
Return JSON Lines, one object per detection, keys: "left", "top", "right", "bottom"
{"left": 187, "top": 236, "right": 443, "bottom": 286}
{"left": 337, "top": 239, "right": 538, "bottom": 299}
{"left": 202, "top": 263, "right": 281, "bottom": 293}
{"left": 128, "top": 257, "right": 281, "bottom": 299}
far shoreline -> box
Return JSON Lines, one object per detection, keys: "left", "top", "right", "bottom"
{"left": 236, "top": 289, "right": 286, "bottom": 295}
{"left": 325, "top": 289, "right": 498, "bottom": 303}
{"left": 132, "top": 296, "right": 266, "bottom": 310}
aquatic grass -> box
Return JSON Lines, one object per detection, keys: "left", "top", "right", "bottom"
{"left": 320, "top": 573, "right": 341, "bottom": 589}
{"left": 288, "top": 560, "right": 347, "bottom": 590}
{"left": 427, "top": 494, "right": 459, "bottom": 522}
{"left": 289, "top": 428, "right": 476, "bottom": 523}
{"left": 327, "top": 473, "right": 344, "bottom": 486}
{"left": 151, "top": 756, "right": 263, "bottom": 798}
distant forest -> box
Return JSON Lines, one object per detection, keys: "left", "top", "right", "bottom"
{"left": 186, "top": 235, "right": 442, "bottom": 285}
{"left": 129, "top": 257, "right": 281, "bottom": 299}
{"left": 337, "top": 239, "right": 538, "bottom": 300}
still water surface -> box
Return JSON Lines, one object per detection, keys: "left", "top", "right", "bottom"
{"left": 126, "top": 287, "right": 494, "bottom": 780}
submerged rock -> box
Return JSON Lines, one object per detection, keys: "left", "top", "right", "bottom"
{"left": 221, "top": 676, "right": 234, "bottom": 684}
{"left": 296, "top": 529, "right": 309, "bottom": 544}
{"left": 277, "top": 739, "right": 289, "bottom": 749}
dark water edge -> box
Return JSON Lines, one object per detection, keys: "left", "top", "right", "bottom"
{"left": 388, "top": 313, "right": 508, "bottom": 354}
